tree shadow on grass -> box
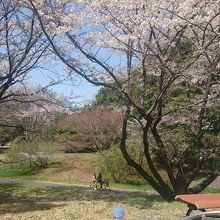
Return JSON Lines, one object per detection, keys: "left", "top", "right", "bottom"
{"left": 64, "top": 188, "right": 163, "bottom": 209}
{"left": 0, "top": 200, "right": 65, "bottom": 215}
{"left": 0, "top": 183, "right": 66, "bottom": 215}
{"left": 0, "top": 183, "right": 164, "bottom": 215}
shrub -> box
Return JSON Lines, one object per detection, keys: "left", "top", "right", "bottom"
{"left": 100, "top": 144, "right": 144, "bottom": 183}
{"left": 6, "top": 138, "right": 55, "bottom": 169}
{"left": 58, "top": 111, "right": 123, "bottom": 151}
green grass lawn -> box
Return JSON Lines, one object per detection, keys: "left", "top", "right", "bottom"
{"left": 0, "top": 151, "right": 220, "bottom": 219}
{"left": 0, "top": 183, "right": 186, "bottom": 220}
{"left": 0, "top": 152, "right": 219, "bottom": 194}
{"left": 0, "top": 152, "right": 155, "bottom": 191}
{"left": 0, "top": 165, "right": 155, "bottom": 192}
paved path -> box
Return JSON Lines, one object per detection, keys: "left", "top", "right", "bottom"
{"left": 0, "top": 177, "right": 219, "bottom": 197}
{"left": 209, "top": 177, "right": 220, "bottom": 188}
{"left": 0, "top": 177, "right": 157, "bottom": 197}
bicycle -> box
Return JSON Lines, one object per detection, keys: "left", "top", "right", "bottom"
{"left": 89, "top": 180, "right": 110, "bottom": 190}
{"left": 89, "top": 181, "right": 98, "bottom": 190}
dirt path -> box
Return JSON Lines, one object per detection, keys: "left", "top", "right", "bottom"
{"left": 0, "top": 177, "right": 157, "bottom": 197}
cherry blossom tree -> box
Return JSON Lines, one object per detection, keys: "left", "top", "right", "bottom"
{"left": 1, "top": 1, "right": 45, "bottom": 103}
{"left": 0, "top": 1, "right": 73, "bottom": 171}
{"left": 0, "top": 85, "right": 69, "bottom": 146}
{"left": 29, "top": 0, "right": 220, "bottom": 200}
{"left": 0, "top": 0, "right": 71, "bottom": 144}
{"left": 0, "top": 0, "right": 68, "bottom": 106}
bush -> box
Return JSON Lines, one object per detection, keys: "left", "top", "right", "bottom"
{"left": 6, "top": 138, "right": 55, "bottom": 169}
{"left": 58, "top": 111, "right": 123, "bottom": 151}
{"left": 100, "top": 144, "right": 144, "bottom": 183}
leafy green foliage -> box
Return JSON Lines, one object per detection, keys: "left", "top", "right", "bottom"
{"left": 99, "top": 144, "right": 144, "bottom": 183}
{"left": 53, "top": 130, "right": 77, "bottom": 142}
{"left": 0, "top": 127, "right": 17, "bottom": 146}
{"left": 168, "top": 37, "right": 194, "bottom": 66}
{"left": 91, "top": 87, "right": 123, "bottom": 109}
{"left": 205, "top": 104, "right": 220, "bottom": 134}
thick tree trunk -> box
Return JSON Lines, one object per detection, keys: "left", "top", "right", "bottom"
{"left": 120, "top": 110, "right": 175, "bottom": 201}
{"left": 119, "top": 110, "right": 218, "bottom": 201}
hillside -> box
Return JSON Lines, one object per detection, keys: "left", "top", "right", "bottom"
{"left": 0, "top": 152, "right": 103, "bottom": 184}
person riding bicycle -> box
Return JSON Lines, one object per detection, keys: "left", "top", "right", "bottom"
{"left": 97, "top": 172, "right": 103, "bottom": 189}
{"left": 92, "top": 172, "right": 97, "bottom": 183}
{"left": 90, "top": 172, "right": 97, "bottom": 190}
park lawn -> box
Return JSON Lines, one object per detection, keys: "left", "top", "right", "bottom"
{"left": 0, "top": 152, "right": 219, "bottom": 219}
{"left": 0, "top": 153, "right": 99, "bottom": 184}
{"left": 0, "top": 153, "right": 219, "bottom": 194}
{"left": 0, "top": 152, "right": 154, "bottom": 191}
{"left": 0, "top": 183, "right": 186, "bottom": 220}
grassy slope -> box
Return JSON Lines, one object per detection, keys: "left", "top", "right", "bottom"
{"left": 0, "top": 152, "right": 154, "bottom": 191}
{"left": 0, "top": 152, "right": 219, "bottom": 192}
